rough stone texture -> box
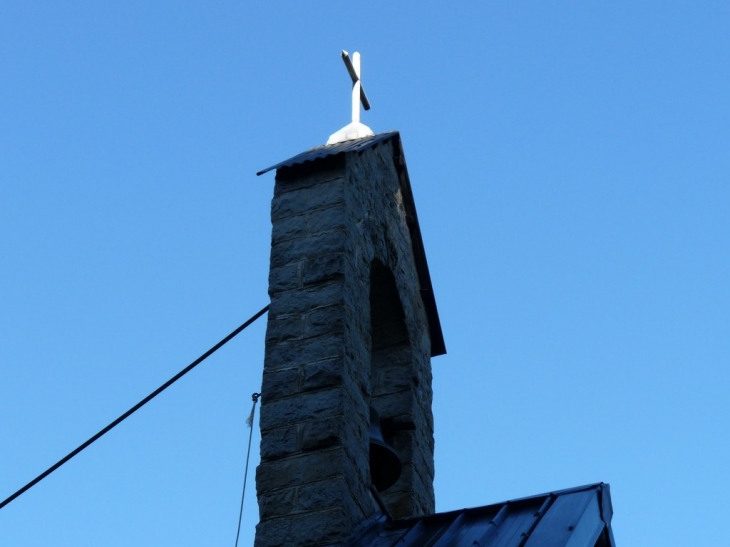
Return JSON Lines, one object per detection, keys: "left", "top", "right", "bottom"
{"left": 255, "top": 142, "right": 435, "bottom": 547}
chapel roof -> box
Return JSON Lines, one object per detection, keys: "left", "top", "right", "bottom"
{"left": 346, "top": 483, "right": 616, "bottom": 547}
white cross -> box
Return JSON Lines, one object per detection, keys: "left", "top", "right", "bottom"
{"left": 343, "top": 51, "right": 371, "bottom": 123}
{"left": 327, "top": 50, "right": 375, "bottom": 144}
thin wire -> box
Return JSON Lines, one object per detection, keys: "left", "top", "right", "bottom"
{"left": 234, "top": 392, "right": 260, "bottom": 547}
{"left": 0, "top": 304, "right": 270, "bottom": 511}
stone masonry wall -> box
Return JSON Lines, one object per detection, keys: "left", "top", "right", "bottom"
{"left": 255, "top": 140, "right": 434, "bottom": 547}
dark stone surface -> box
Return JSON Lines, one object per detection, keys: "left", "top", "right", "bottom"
{"left": 270, "top": 230, "right": 347, "bottom": 269}
{"left": 256, "top": 448, "right": 348, "bottom": 493}
{"left": 264, "top": 332, "right": 345, "bottom": 370}
{"left": 302, "top": 358, "right": 346, "bottom": 391}
{"left": 268, "top": 281, "right": 344, "bottom": 316}
{"left": 271, "top": 177, "right": 344, "bottom": 220}
{"left": 273, "top": 164, "right": 344, "bottom": 196}
{"left": 254, "top": 508, "right": 352, "bottom": 547}
{"left": 259, "top": 425, "right": 299, "bottom": 461}
{"left": 268, "top": 262, "right": 302, "bottom": 292}
{"left": 256, "top": 142, "right": 435, "bottom": 547}
{"left": 264, "top": 314, "right": 304, "bottom": 344}
{"left": 302, "top": 252, "right": 346, "bottom": 286}
{"left": 258, "top": 487, "right": 297, "bottom": 520}
{"left": 260, "top": 367, "right": 300, "bottom": 401}
{"left": 300, "top": 415, "right": 347, "bottom": 452}
{"left": 304, "top": 305, "right": 346, "bottom": 339}
{"left": 259, "top": 388, "right": 343, "bottom": 431}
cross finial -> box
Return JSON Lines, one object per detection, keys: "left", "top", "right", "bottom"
{"left": 327, "top": 51, "right": 375, "bottom": 145}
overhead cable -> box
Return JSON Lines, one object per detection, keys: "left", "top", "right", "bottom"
{"left": 0, "top": 304, "right": 270, "bottom": 511}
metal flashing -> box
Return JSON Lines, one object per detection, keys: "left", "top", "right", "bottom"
{"left": 256, "top": 132, "right": 399, "bottom": 176}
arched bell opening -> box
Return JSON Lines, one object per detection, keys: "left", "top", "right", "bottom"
{"left": 368, "top": 259, "right": 412, "bottom": 495}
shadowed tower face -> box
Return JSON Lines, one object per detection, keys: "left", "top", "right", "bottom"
{"left": 254, "top": 134, "right": 442, "bottom": 547}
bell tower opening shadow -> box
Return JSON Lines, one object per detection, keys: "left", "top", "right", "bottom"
{"left": 369, "top": 259, "right": 433, "bottom": 519}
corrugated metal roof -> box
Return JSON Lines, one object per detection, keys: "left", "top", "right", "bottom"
{"left": 346, "top": 483, "right": 616, "bottom": 547}
{"left": 256, "top": 131, "right": 399, "bottom": 176}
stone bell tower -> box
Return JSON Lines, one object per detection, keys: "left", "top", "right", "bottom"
{"left": 253, "top": 52, "right": 444, "bottom": 547}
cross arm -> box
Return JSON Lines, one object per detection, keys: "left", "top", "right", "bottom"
{"left": 341, "top": 50, "right": 371, "bottom": 111}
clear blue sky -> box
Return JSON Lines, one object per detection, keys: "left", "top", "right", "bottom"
{"left": 1, "top": 2, "right": 728, "bottom": 545}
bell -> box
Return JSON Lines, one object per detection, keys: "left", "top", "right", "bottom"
{"left": 369, "top": 406, "right": 402, "bottom": 492}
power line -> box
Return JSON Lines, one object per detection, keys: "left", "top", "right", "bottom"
{"left": 234, "top": 392, "right": 260, "bottom": 547}
{"left": 0, "top": 304, "right": 270, "bottom": 511}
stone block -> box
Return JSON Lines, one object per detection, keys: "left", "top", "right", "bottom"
{"left": 274, "top": 166, "right": 344, "bottom": 196}
{"left": 391, "top": 429, "right": 435, "bottom": 483}
{"left": 304, "top": 305, "right": 345, "bottom": 339}
{"left": 269, "top": 281, "right": 344, "bottom": 316}
{"left": 296, "top": 477, "right": 360, "bottom": 516}
{"left": 300, "top": 415, "right": 346, "bottom": 452}
{"left": 302, "top": 253, "right": 346, "bottom": 286}
{"left": 254, "top": 508, "right": 352, "bottom": 547}
{"left": 265, "top": 314, "right": 304, "bottom": 344}
{"left": 260, "top": 368, "right": 300, "bottom": 401}
{"left": 259, "top": 388, "right": 343, "bottom": 431}
{"left": 302, "top": 358, "right": 345, "bottom": 391}
{"left": 268, "top": 262, "right": 301, "bottom": 293}
{"left": 372, "top": 358, "right": 415, "bottom": 396}
{"left": 260, "top": 425, "right": 299, "bottom": 461}
{"left": 371, "top": 390, "right": 414, "bottom": 419}
{"left": 381, "top": 489, "right": 414, "bottom": 520}
{"left": 271, "top": 213, "right": 307, "bottom": 245}
{"left": 270, "top": 230, "right": 346, "bottom": 268}
{"left": 258, "top": 487, "right": 296, "bottom": 520}
{"left": 265, "top": 333, "right": 345, "bottom": 371}
{"left": 256, "top": 448, "right": 347, "bottom": 493}
{"left": 307, "top": 205, "right": 348, "bottom": 234}
{"left": 271, "top": 178, "right": 344, "bottom": 220}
